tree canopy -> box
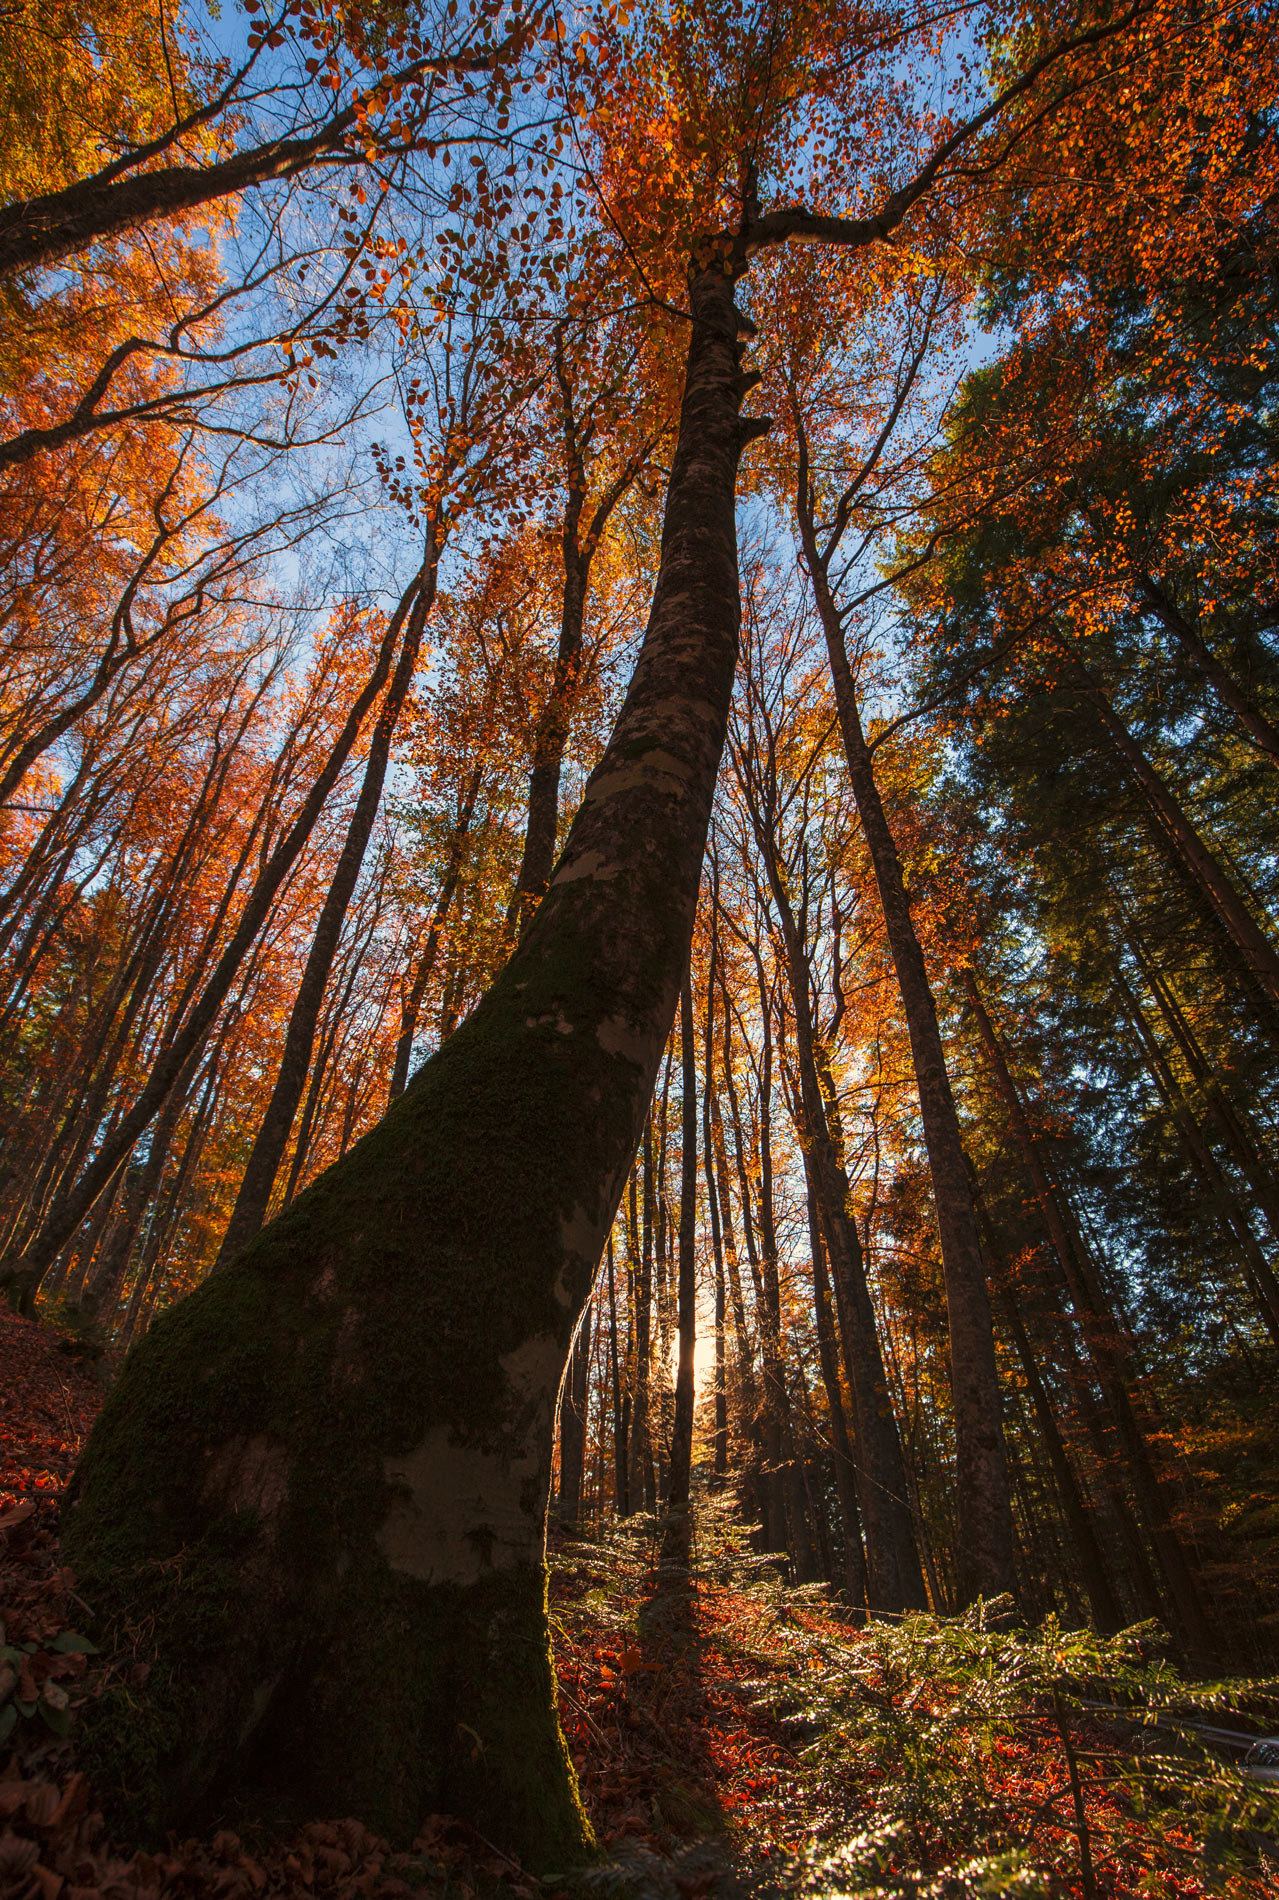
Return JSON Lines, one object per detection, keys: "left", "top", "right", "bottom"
{"left": 2, "top": 0, "right": 1279, "bottom": 1889}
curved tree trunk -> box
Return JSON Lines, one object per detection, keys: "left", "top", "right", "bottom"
{"left": 61, "top": 265, "right": 758, "bottom": 1869}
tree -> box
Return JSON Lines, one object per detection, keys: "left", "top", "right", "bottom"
{"left": 51, "top": 0, "right": 1223, "bottom": 1864}
{"left": 785, "top": 301, "right": 1017, "bottom": 1604}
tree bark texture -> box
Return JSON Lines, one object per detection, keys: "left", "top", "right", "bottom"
{"left": 62, "top": 267, "right": 759, "bottom": 1868}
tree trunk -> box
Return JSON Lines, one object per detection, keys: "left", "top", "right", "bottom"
{"left": 701, "top": 869, "right": 730, "bottom": 1478}
{"left": 1138, "top": 573, "right": 1279, "bottom": 768}
{"left": 629, "top": 1115, "right": 656, "bottom": 1511}
{"left": 557, "top": 1304, "right": 592, "bottom": 1526}
{"left": 62, "top": 264, "right": 760, "bottom": 1866}
{"left": 963, "top": 973, "right": 1216, "bottom": 1656}
{"left": 389, "top": 764, "right": 485, "bottom": 1101}
{"left": 703, "top": 1050, "right": 729, "bottom": 1475}
{"left": 1112, "top": 968, "right": 1279, "bottom": 1343}
{"left": 215, "top": 544, "right": 440, "bottom": 1269}
{"left": 1125, "top": 925, "right": 1279, "bottom": 1246}
{"left": 662, "top": 965, "right": 699, "bottom": 1564}
{"left": 1079, "top": 666, "right": 1279, "bottom": 1008}
{"left": 979, "top": 1210, "right": 1124, "bottom": 1632}
{"left": 755, "top": 820, "right": 926, "bottom": 1611}
{"left": 606, "top": 1239, "right": 630, "bottom": 1515}
{"left": 508, "top": 326, "right": 649, "bottom": 939}
{"left": 795, "top": 452, "right": 1016, "bottom": 1603}
{"left": 806, "top": 1183, "right": 868, "bottom": 1610}
{"left": 509, "top": 545, "right": 587, "bottom": 935}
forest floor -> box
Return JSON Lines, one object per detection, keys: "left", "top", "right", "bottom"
{"left": 3, "top": 1309, "right": 1278, "bottom": 1900}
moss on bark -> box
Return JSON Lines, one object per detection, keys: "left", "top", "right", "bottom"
{"left": 62, "top": 263, "right": 759, "bottom": 1872}
{"left": 65, "top": 977, "right": 612, "bottom": 1864}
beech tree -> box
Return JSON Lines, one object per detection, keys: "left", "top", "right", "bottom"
{"left": 15, "top": 0, "right": 1255, "bottom": 1869}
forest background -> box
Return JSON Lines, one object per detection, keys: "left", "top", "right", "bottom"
{"left": 2, "top": 0, "right": 1279, "bottom": 1891}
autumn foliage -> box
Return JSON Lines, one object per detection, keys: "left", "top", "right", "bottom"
{"left": 2, "top": 0, "right": 1279, "bottom": 1890}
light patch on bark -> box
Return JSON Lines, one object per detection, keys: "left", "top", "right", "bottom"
{"left": 551, "top": 849, "right": 620, "bottom": 887}
{"left": 583, "top": 751, "right": 695, "bottom": 805}
{"left": 524, "top": 1010, "right": 575, "bottom": 1035}
{"left": 558, "top": 1207, "right": 602, "bottom": 1287}
{"left": 552, "top": 1253, "right": 577, "bottom": 1308}
{"left": 595, "top": 1015, "right": 650, "bottom": 1066}
{"left": 377, "top": 1334, "right": 564, "bottom": 1584}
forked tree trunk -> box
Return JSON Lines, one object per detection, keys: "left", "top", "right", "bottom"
{"left": 61, "top": 265, "right": 758, "bottom": 1869}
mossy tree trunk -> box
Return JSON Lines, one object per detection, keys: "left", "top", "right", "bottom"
{"left": 62, "top": 264, "right": 761, "bottom": 1870}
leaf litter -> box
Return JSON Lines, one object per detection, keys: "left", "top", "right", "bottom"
{"left": 4, "top": 1310, "right": 1279, "bottom": 1899}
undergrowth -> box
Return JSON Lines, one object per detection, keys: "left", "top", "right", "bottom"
{"left": 4, "top": 1311, "right": 1279, "bottom": 1899}
{"left": 547, "top": 1485, "right": 1279, "bottom": 1898}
